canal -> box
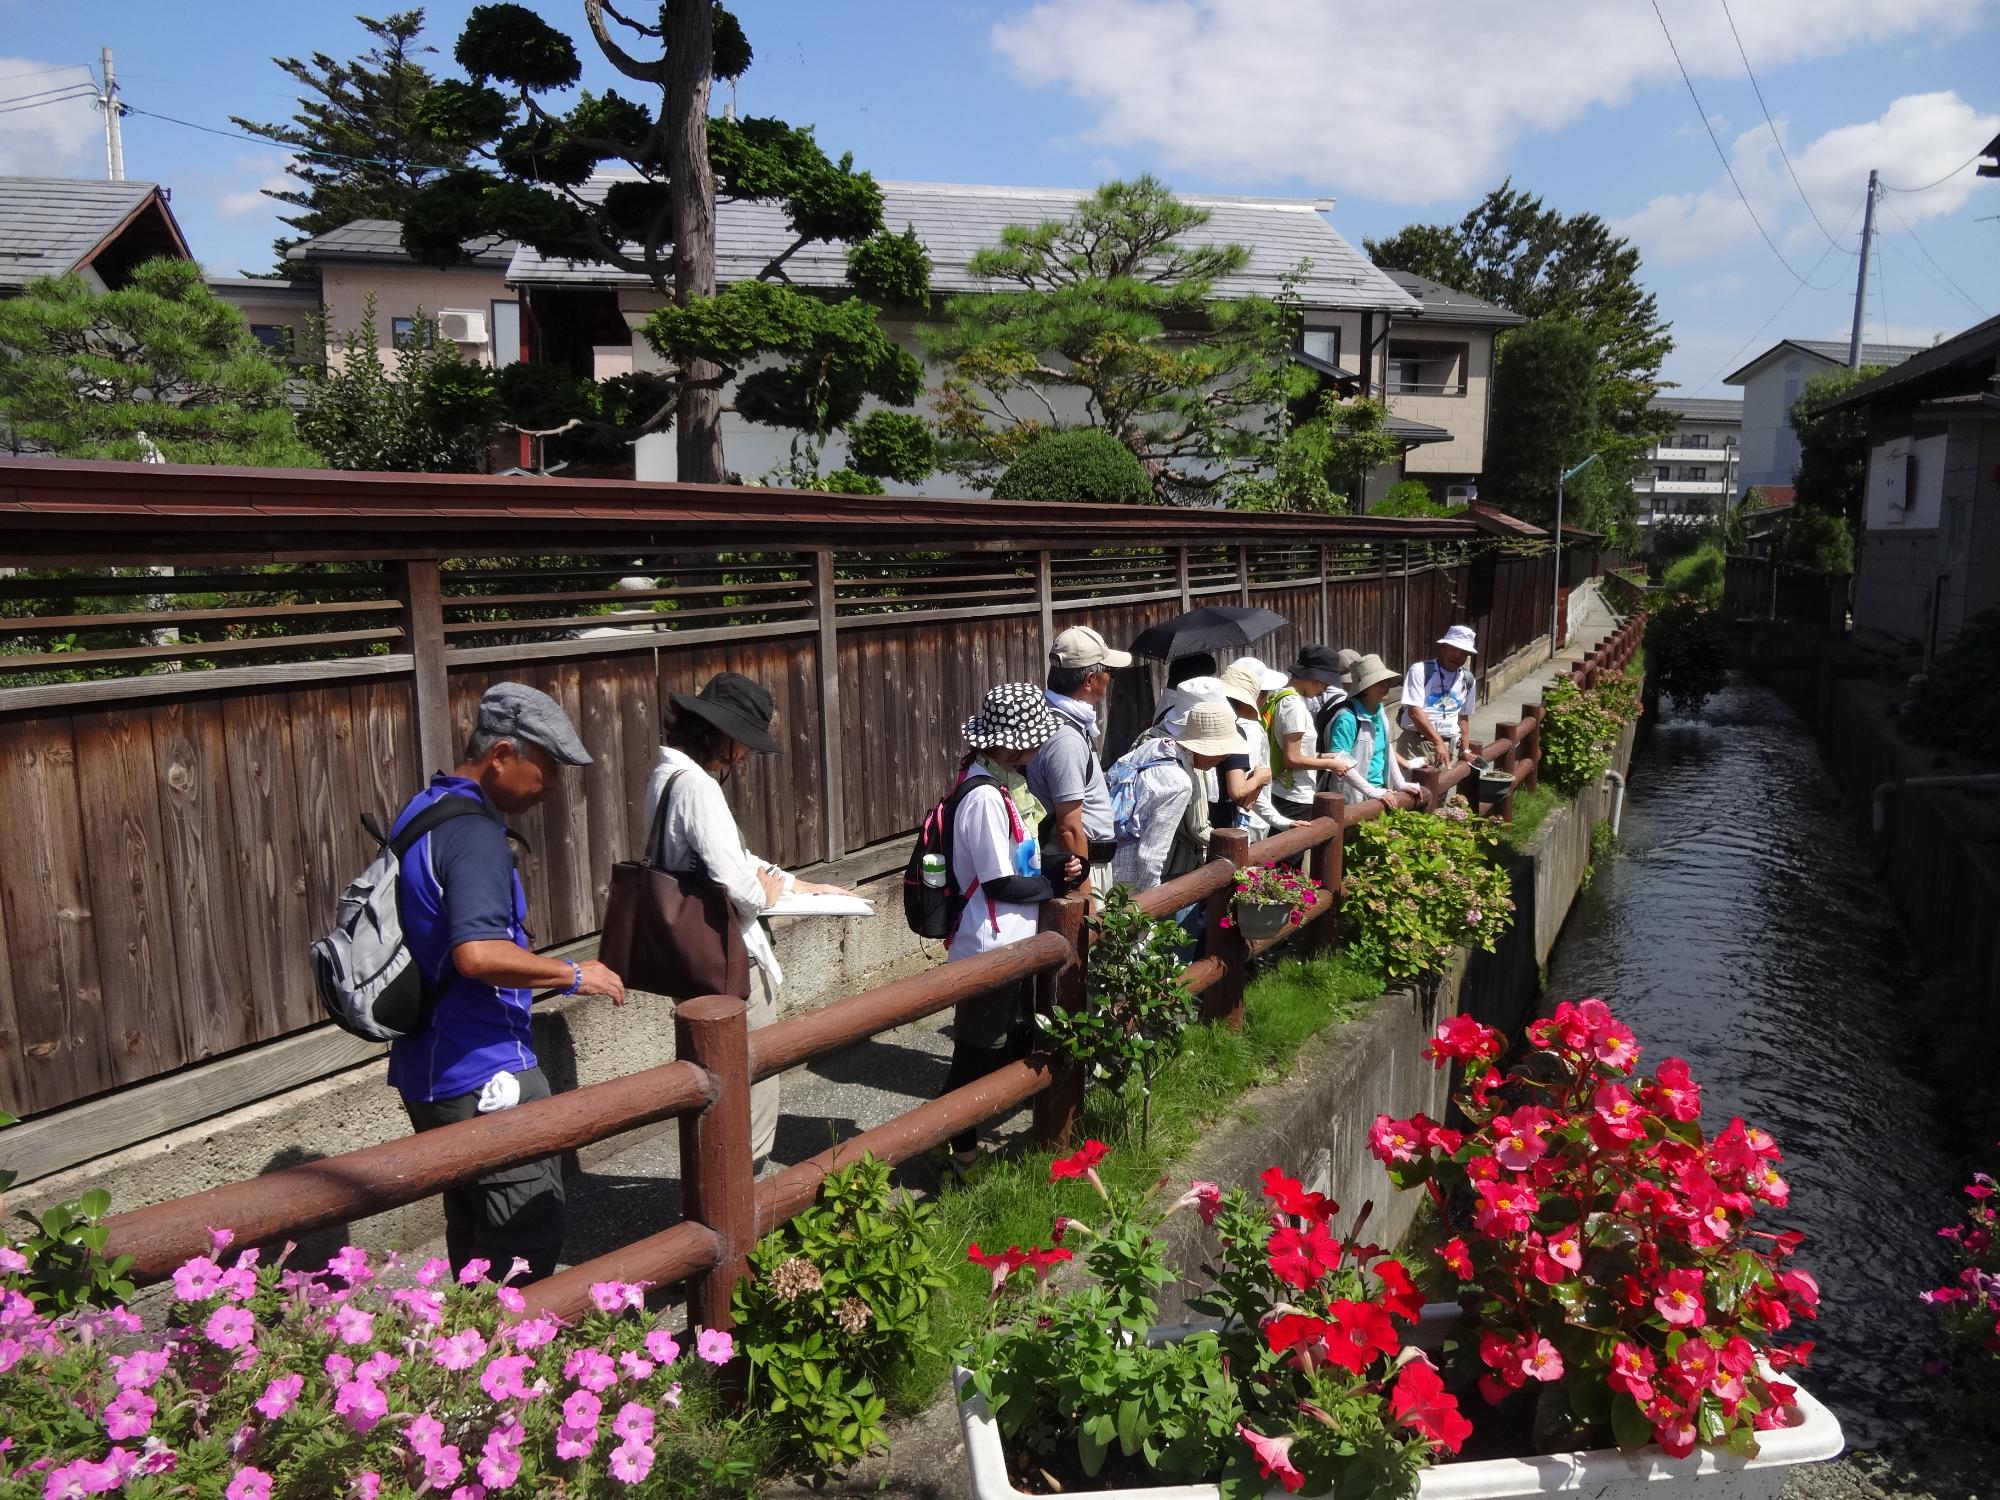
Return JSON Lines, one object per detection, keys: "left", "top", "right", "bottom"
{"left": 1539, "top": 672, "right": 1963, "bottom": 1452}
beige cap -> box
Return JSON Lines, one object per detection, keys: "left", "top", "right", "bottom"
{"left": 1347, "top": 653, "right": 1400, "bottom": 694}
{"left": 1215, "top": 664, "right": 1264, "bottom": 709}
{"left": 1174, "top": 701, "right": 1247, "bottom": 756}
{"left": 1051, "top": 624, "right": 1134, "bottom": 670}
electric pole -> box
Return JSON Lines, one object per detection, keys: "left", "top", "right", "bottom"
{"left": 95, "top": 46, "right": 125, "bottom": 182}
{"left": 1847, "top": 169, "right": 1878, "bottom": 368}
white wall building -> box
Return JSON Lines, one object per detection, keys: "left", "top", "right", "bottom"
{"left": 1636, "top": 396, "right": 1741, "bottom": 529}
{"left": 1723, "top": 338, "right": 1925, "bottom": 503}
{"left": 505, "top": 178, "right": 1424, "bottom": 491}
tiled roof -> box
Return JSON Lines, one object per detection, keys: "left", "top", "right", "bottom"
{"left": 1723, "top": 338, "right": 1925, "bottom": 385}
{"left": 507, "top": 177, "right": 1420, "bottom": 313}
{"left": 1385, "top": 413, "right": 1452, "bottom": 445}
{"left": 285, "top": 219, "right": 516, "bottom": 267}
{"left": 0, "top": 177, "right": 172, "bottom": 290}
{"left": 1819, "top": 312, "right": 2000, "bottom": 414}
{"left": 1380, "top": 269, "right": 1525, "bottom": 327}
{"left": 1649, "top": 395, "right": 1743, "bottom": 423}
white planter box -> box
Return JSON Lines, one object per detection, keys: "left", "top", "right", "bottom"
{"left": 957, "top": 1306, "right": 1843, "bottom": 1500}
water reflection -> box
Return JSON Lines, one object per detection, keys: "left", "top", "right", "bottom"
{"left": 1541, "top": 672, "right": 1959, "bottom": 1448}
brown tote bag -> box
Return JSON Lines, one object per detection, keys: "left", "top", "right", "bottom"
{"left": 598, "top": 771, "right": 752, "bottom": 999}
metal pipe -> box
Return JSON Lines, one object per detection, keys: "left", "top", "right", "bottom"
{"left": 1871, "top": 775, "right": 2000, "bottom": 834}
{"left": 1601, "top": 770, "right": 1627, "bottom": 837}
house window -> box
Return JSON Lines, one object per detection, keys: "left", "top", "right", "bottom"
{"left": 1300, "top": 327, "right": 1341, "bottom": 366}
{"left": 1684, "top": 465, "right": 1707, "bottom": 482}
{"left": 1384, "top": 341, "right": 1468, "bottom": 395}
{"left": 1682, "top": 432, "right": 1709, "bottom": 449}
{"left": 1655, "top": 465, "right": 1671, "bottom": 482}
{"left": 249, "top": 324, "right": 294, "bottom": 355}
{"left": 391, "top": 317, "right": 433, "bottom": 350}
{"left": 490, "top": 300, "right": 521, "bottom": 369}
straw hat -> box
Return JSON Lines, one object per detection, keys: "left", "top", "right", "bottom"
{"left": 1174, "top": 701, "right": 1247, "bottom": 757}
{"left": 962, "top": 681, "right": 1058, "bottom": 750}
{"left": 1215, "top": 664, "right": 1263, "bottom": 710}
{"left": 1346, "top": 654, "right": 1400, "bottom": 695}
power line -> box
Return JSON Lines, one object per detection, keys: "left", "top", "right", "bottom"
{"left": 1649, "top": 0, "right": 1845, "bottom": 290}
{"left": 1692, "top": 199, "right": 1865, "bottom": 395}
{"left": 0, "top": 63, "right": 92, "bottom": 87}
{"left": 0, "top": 80, "right": 100, "bottom": 109}
{"left": 1881, "top": 146, "right": 1993, "bottom": 194}
{"left": 1718, "top": 0, "right": 1841, "bottom": 251}
{"left": 0, "top": 87, "right": 96, "bottom": 118}
{"left": 122, "top": 104, "right": 463, "bottom": 173}
{"left": 1877, "top": 193, "right": 1989, "bottom": 318}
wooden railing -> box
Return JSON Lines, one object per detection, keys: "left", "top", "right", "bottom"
{"left": 98, "top": 613, "right": 1647, "bottom": 1328}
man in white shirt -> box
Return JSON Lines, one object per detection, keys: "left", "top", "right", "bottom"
{"left": 1399, "top": 625, "right": 1478, "bottom": 771}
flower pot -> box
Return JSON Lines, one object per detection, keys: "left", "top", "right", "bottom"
{"left": 1233, "top": 900, "right": 1293, "bottom": 943}
{"left": 956, "top": 1306, "right": 1843, "bottom": 1500}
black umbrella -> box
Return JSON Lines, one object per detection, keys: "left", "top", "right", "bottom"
{"left": 1129, "top": 604, "right": 1289, "bottom": 662}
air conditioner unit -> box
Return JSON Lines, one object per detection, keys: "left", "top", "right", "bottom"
{"left": 437, "top": 309, "right": 488, "bottom": 344}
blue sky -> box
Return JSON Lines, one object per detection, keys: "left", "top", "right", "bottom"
{"left": 5, "top": 0, "right": 1996, "bottom": 395}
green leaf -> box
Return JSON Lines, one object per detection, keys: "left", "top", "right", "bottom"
{"left": 1610, "top": 1393, "right": 1654, "bottom": 1451}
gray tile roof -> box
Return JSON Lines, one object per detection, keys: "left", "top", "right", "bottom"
{"left": 1385, "top": 413, "right": 1452, "bottom": 445}
{"left": 1820, "top": 311, "right": 2000, "bottom": 414}
{"left": 0, "top": 176, "right": 168, "bottom": 290}
{"left": 1380, "top": 269, "right": 1525, "bottom": 327}
{"left": 1649, "top": 395, "right": 1743, "bottom": 424}
{"left": 285, "top": 219, "right": 516, "bottom": 267}
{"left": 1723, "top": 338, "right": 1926, "bottom": 385}
{"left": 506, "top": 176, "right": 1419, "bottom": 313}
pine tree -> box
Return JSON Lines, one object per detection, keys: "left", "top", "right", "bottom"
{"left": 232, "top": 11, "right": 469, "bottom": 262}
{"left": 0, "top": 259, "right": 320, "bottom": 466}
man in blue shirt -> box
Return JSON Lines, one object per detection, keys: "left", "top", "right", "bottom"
{"left": 393, "top": 681, "right": 625, "bottom": 1281}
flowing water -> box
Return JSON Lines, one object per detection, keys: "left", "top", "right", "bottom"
{"left": 1540, "top": 672, "right": 1963, "bottom": 1451}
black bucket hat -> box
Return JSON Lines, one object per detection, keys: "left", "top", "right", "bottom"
{"left": 671, "top": 672, "right": 781, "bottom": 755}
{"left": 1288, "top": 644, "right": 1347, "bottom": 682}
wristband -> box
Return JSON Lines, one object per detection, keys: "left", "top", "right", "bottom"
{"left": 562, "top": 960, "right": 583, "bottom": 996}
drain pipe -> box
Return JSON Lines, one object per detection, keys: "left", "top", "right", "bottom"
{"left": 1601, "top": 771, "right": 1627, "bottom": 836}
{"left": 1872, "top": 775, "right": 2000, "bottom": 834}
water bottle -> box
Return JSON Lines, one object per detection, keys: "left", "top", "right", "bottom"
{"left": 921, "top": 853, "right": 947, "bottom": 889}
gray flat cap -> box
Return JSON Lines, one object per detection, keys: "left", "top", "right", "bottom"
{"left": 477, "top": 681, "right": 592, "bottom": 767}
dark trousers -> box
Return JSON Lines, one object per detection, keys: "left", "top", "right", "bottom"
{"left": 403, "top": 1065, "right": 566, "bottom": 1283}
{"left": 942, "top": 980, "right": 1035, "bottom": 1154}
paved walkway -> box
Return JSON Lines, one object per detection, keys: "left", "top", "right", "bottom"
{"left": 1465, "top": 579, "right": 1622, "bottom": 748}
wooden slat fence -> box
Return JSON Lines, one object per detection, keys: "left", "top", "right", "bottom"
{"left": 0, "top": 461, "right": 1557, "bottom": 1117}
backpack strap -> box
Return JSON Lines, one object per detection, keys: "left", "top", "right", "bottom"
{"left": 384, "top": 795, "right": 494, "bottom": 858}
{"left": 941, "top": 772, "right": 1002, "bottom": 938}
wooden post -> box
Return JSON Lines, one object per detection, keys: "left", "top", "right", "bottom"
{"left": 1036, "top": 549, "right": 1055, "bottom": 663}
{"left": 677, "top": 995, "right": 755, "bottom": 1333}
{"left": 1031, "top": 894, "right": 1089, "bottom": 1147}
{"left": 1303, "top": 792, "right": 1344, "bottom": 955}
{"left": 1493, "top": 724, "right": 1518, "bottom": 823}
{"left": 1176, "top": 544, "right": 1193, "bottom": 610}
{"left": 1236, "top": 545, "right": 1251, "bottom": 607}
{"left": 1318, "top": 543, "right": 1331, "bottom": 643}
{"left": 1400, "top": 541, "right": 1412, "bottom": 667}
{"left": 812, "top": 550, "right": 846, "bottom": 863}
{"left": 399, "top": 559, "right": 452, "bottom": 775}
{"left": 1202, "top": 827, "right": 1251, "bottom": 1027}
{"left": 1521, "top": 704, "right": 1544, "bottom": 793}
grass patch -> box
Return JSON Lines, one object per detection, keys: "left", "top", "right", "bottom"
{"left": 1491, "top": 783, "right": 1560, "bottom": 855}
{"left": 899, "top": 951, "right": 1388, "bottom": 1402}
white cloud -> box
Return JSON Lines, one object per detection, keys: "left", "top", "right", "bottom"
{"left": 1688, "top": 272, "right": 1749, "bottom": 299}
{"left": 987, "top": 0, "right": 1990, "bottom": 202}
{"left": 0, "top": 58, "right": 102, "bottom": 176}
{"left": 1610, "top": 92, "right": 1999, "bottom": 269}
{"left": 217, "top": 153, "right": 295, "bottom": 218}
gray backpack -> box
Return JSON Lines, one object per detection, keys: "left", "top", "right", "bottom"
{"left": 308, "top": 797, "right": 490, "bottom": 1043}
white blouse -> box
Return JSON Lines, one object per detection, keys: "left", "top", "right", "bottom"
{"left": 642, "top": 747, "right": 792, "bottom": 986}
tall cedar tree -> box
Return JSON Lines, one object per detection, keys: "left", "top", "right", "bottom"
{"left": 1368, "top": 182, "right": 1674, "bottom": 534}
{"left": 1481, "top": 318, "right": 1601, "bottom": 526}
{"left": 401, "top": 1, "right": 934, "bottom": 487}
{"left": 926, "top": 176, "right": 1320, "bottom": 505}
{"left": 1788, "top": 365, "right": 1884, "bottom": 532}
{"left": 232, "top": 12, "right": 471, "bottom": 263}
{"left": 0, "top": 259, "right": 319, "bottom": 466}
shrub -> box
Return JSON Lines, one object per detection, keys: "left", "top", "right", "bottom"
{"left": 732, "top": 1156, "right": 948, "bottom": 1478}
{"left": 1769, "top": 506, "right": 1853, "bottom": 576}
{"left": 1538, "top": 671, "right": 1639, "bottom": 794}
{"left": 1375, "top": 1000, "right": 1819, "bottom": 1460}
{"left": 962, "top": 1141, "right": 1466, "bottom": 1496}
{"left": 992, "top": 428, "right": 1153, "bottom": 506}
{"left": 1660, "top": 542, "right": 1725, "bottom": 608}
{"left": 1904, "top": 606, "right": 2000, "bottom": 755}
{"left": 0, "top": 1235, "right": 759, "bottom": 1497}
{"left": 843, "top": 408, "right": 936, "bottom": 485}
{"left": 1342, "top": 808, "right": 1514, "bottom": 985}
{"left": 1371, "top": 480, "right": 1465, "bottom": 520}
{"left": 1649, "top": 595, "right": 1730, "bottom": 715}
{"left": 1043, "top": 889, "right": 1197, "bottom": 1143}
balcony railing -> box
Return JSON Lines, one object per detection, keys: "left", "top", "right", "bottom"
{"left": 1651, "top": 445, "right": 1738, "bottom": 463}
{"left": 1385, "top": 381, "right": 1469, "bottom": 397}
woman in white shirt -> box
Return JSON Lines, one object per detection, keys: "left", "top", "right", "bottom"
{"left": 939, "top": 682, "right": 1077, "bottom": 1177}
{"left": 643, "top": 672, "right": 850, "bottom": 1170}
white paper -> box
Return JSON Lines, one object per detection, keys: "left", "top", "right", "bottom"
{"left": 760, "top": 891, "right": 875, "bottom": 918}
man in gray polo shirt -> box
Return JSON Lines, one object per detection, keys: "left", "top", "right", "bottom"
{"left": 1027, "top": 624, "right": 1131, "bottom": 898}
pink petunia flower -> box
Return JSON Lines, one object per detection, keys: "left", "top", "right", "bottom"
{"left": 431, "top": 1327, "right": 489, "bottom": 1371}
{"left": 334, "top": 1379, "right": 389, "bottom": 1434}
{"left": 205, "top": 1305, "right": 256, "bottom": 1350}
{"left": 0, "top": 1247, "right": 28, "bottom": 1273}
{"left": 554, "top": 1423, "right": 597, "bottom": 1460}
{"left": 325, "top": 1246, "right": 372, "bottom": 1284}
{"left": 618, "top": 1350, "right": 655, "bottom": 1381}
{"left": 481, "top": 1353, "right": 535, "bottom": 1402}
{"left": 423, "top": 1444, "right": 464, "bottom": 1488}
{"left": 104, "top": 1390, "right": 156, "bottom": 1441}
{"left": 351, "top": 1474, "right": 382, "bottom": 1500}
{"left": 226, "top": 1468, "right": 273, "bottom": 1500}
{"left": 696, "top": 1328, "right": 734, "bottom": 1366}
{"left": 643, "top": 1328, "right": 681, "bottom": 1365}
{"left": 254, "top": 1374, "right": 303, "bottom": 1421}
{"left": 612, "top": 1402, "right": 655, "bottom": 1442}
{"left": 562, "top": 1389, "right": 603, "bottom": 1429}
{"left": 564, "top": 1347, "right": 616, "bottom": 1392}
{"left": 458, "top": 1259, "right": 493, "bottom": 1285}
{"left": 406, "top": 1414, "right": 447, "bottom": 1457}
{"left": 495, "top": 1286, "right": 526, "bottom": 1314}
{"left": 332, "top": 1305, "right": 375, "bottom": 1347}
{"left": 1235, "top": 1425, "right": 1305, "bottom": 1493}
{"left": 608, "top": 1439, "right": 655, "bottom": 1484}
{"left": 110, "top": 1348, "right": 169, "bottom": 1390}
{"left": 416, "top": 1257, "right": 452, "bottom": 1287}
{"left": 171, "top": 1256, "right": 224, "bottom": 1302}
{"left": 509, "top": 1315, "right": 561, "bottom": 1351}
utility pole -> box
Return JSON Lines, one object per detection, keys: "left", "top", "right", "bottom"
{"left": 1847, "top": 169, "right": 1879, "bottom": 368}
{"left": 95, "top": 47, "right": 125, "bottom": 182}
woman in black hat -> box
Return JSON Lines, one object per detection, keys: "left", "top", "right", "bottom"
{"left": 643, "top": 672, "right": 852, "bottom": 1169}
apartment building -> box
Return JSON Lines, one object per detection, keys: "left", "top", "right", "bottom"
{"left": 1637, "top": 395, "right": 1742, "bottom": 529}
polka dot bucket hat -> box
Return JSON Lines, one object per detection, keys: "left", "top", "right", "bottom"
{"left": 961, "top": 680, "right": 1060, "bottom": 751}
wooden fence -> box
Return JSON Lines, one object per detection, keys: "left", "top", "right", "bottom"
{"left": 1722, "top": 555, "right": 1849, "bottom": 637}
{"left": 1, "top": 459, "right": 1556, "bottom": 1117}
{"left": 94, "top": 613, "right": 1647, "bottom": 1327}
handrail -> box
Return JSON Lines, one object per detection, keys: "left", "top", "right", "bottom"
{"left": 104, "top": 1058, "right": 716, "bottom": 1281}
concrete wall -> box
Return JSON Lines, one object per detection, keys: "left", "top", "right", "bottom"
{"left": 1733, "top": 351, "right": 1834, "bottom": 497}
{"left": 316, "top": 263, "right": 516, "bottom": 372}
{"left": 1852, "top": 416, "right": 2000, "bottom": 654}
{"left": 1390, "top": 324, "right": 1495, "bottom": 478}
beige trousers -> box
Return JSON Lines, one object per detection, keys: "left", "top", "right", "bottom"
{"left": 748, "top": 968, "right": 780, "bottom": 1168}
